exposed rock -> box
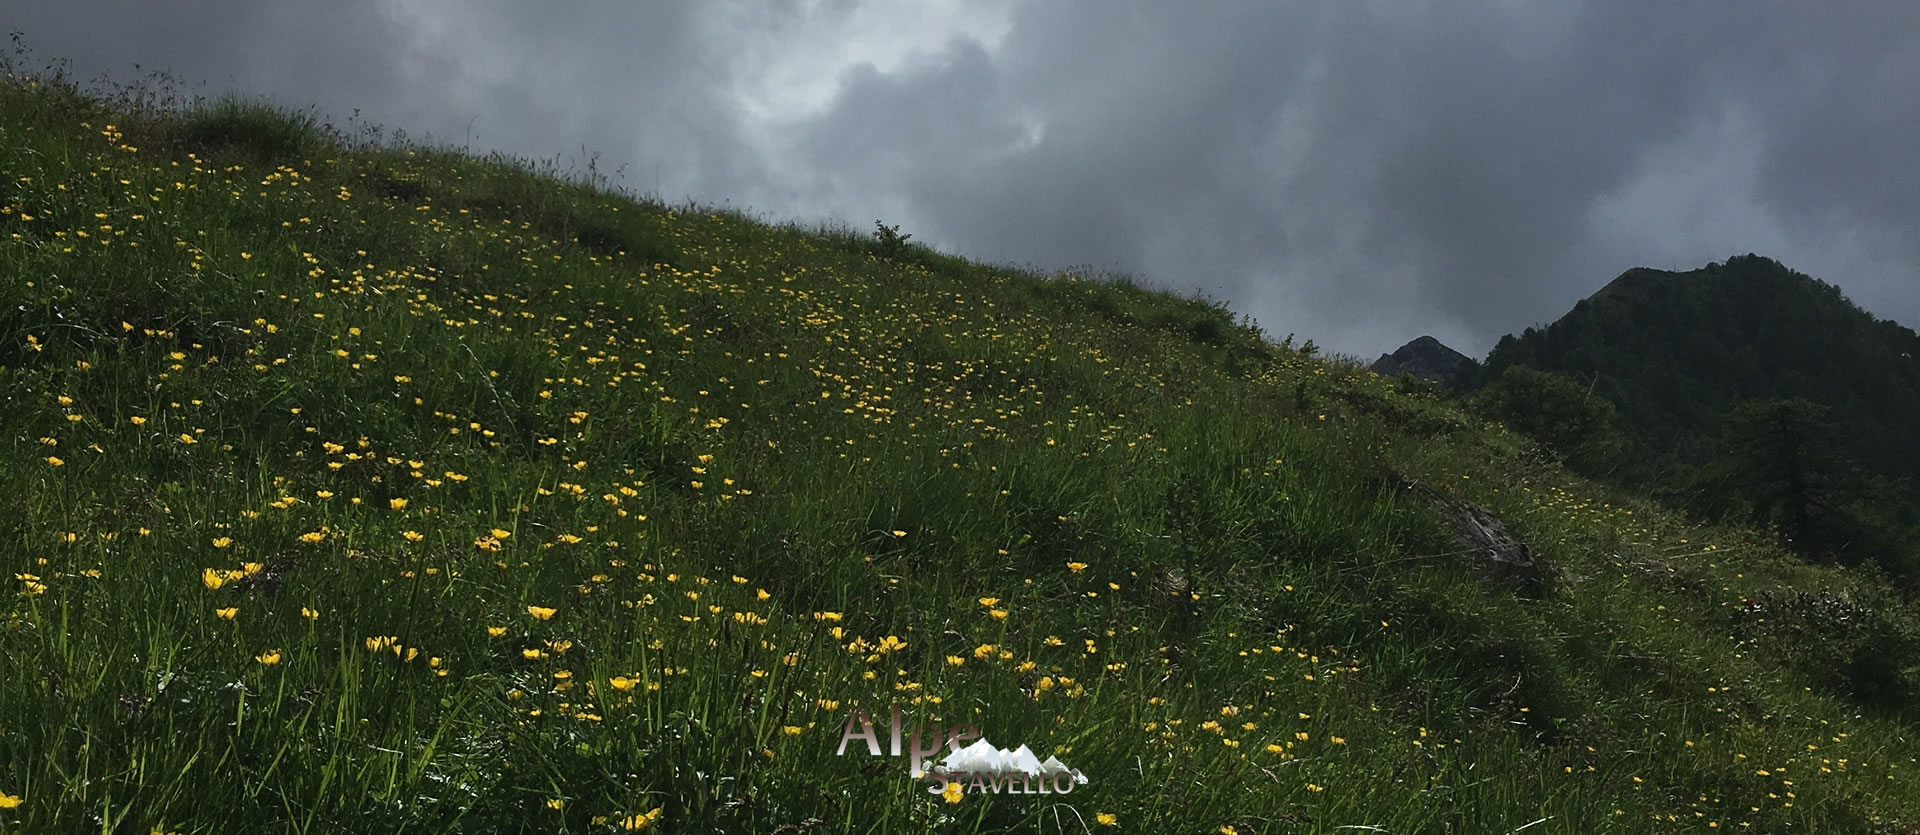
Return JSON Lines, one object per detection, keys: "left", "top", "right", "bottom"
{"left": 1371, "top": 335, "right": 1470, "bottom": 384}
{"left": 1385, "top": 471, "right": 1560, "bottom": 595}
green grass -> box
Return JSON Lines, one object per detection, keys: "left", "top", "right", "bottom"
{"left": 2, "top": 58, "right": 1920, "bottom": 834}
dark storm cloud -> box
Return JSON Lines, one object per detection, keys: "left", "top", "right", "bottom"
{"left": 9, "top": 1, "right": 765, "bottom": 201}
{"left": 781, "top": 1, "right": 1920, "bottom": 356}
{"left": 11, "top": 2, "right": 1920, "bottom": 358}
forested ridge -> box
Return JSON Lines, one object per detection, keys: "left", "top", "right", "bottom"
{"left": 1467, "top": 254, "right": 1920, "bottom": 576}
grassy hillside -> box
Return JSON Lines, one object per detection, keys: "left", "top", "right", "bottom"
{"left": 4, "top": 62, "right": 1920, "bottom": 834}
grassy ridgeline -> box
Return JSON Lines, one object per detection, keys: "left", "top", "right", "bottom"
{"left": 2, "top": 66, "right": 1919, "bottom": 834}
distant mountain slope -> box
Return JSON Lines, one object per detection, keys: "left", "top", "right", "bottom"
{"left": 1371, "top": 335, "right": 1470, "bottom": 384}
{"left": 1479, "top": 255, "right": 1920, "bottom": 494}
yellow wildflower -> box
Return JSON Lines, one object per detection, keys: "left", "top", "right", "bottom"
{"left": 620, "top": 808, "right": 663, "bottom": 830}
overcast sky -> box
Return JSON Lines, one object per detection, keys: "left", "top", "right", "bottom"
{"left": 12, "top": 1, "right": 1919, "bottom": 358}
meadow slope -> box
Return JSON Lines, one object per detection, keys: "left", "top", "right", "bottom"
{"left": 3, "top": 66, "right": 1919, "bottom": 834}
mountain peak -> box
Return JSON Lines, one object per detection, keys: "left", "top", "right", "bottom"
{"left": 1371, "top": 335, "right": 1470, "bottom": 383}
{"left": 1481, "top": 254, "right": 1920, "bottom": 490}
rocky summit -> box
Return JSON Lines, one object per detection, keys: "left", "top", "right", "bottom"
{"left": 1371, "top": 334, "right": 1470, "bottom": 383}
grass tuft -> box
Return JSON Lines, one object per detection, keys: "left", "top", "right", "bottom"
{"left": 174, "top": 95, "right": 333, "bottom": 162}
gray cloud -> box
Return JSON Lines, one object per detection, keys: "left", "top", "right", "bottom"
{"left": 11, "top": 1, "right": 1919, "bottom": 358}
